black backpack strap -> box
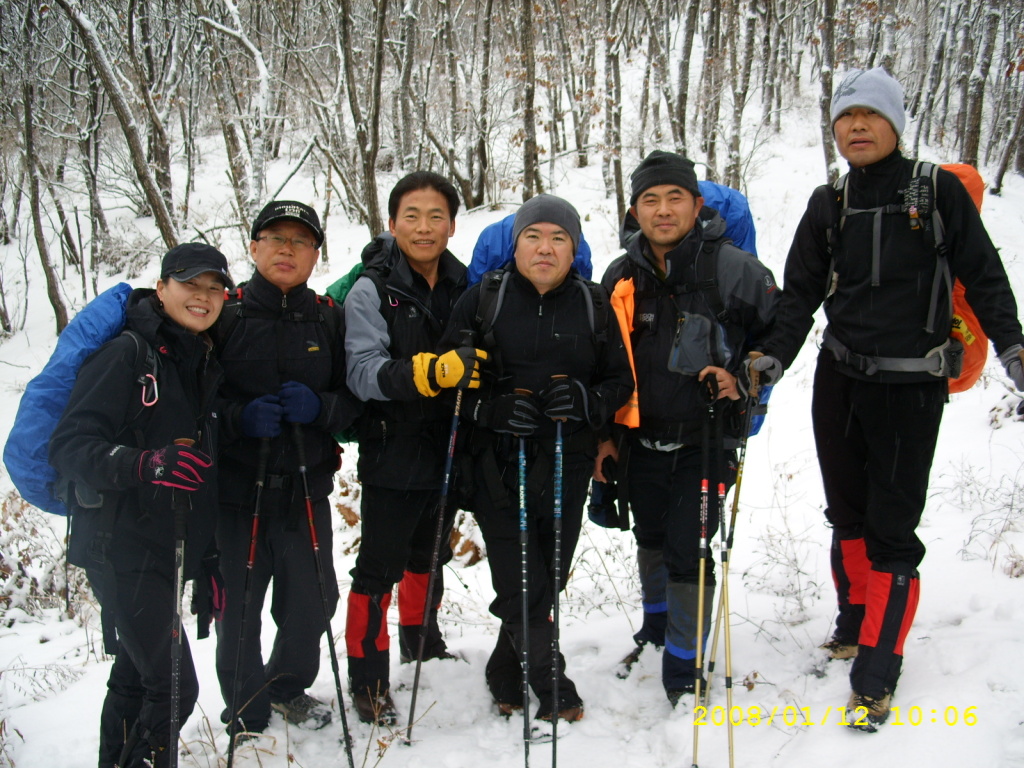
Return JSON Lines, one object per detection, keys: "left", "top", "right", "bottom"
{"left": 474, "top": 270, "right": 511, "bottom": 350}
{"left": 120, "top": 330, "right": 160, "bottom": 447}
{"left": 916, "top": 161, "right": 952, "bottom": 335}
{"left": 357, "top": 265, "right": 398, "bottom": 329}
{"left": 213, "top": 286, "right": 245, "bottom": 349}
{"left": 696, "top": 239, "right": 728, "bottom": 323}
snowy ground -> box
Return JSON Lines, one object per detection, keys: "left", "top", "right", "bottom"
{"left": 2, "top": 96, "right": 1024, "bottom": 768}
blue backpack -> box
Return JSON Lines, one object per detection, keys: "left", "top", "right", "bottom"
{"left": 697, "top": 180, "right": 758, "bottom": 256}
{"left": 3, "top": 283, "right": 157, "bottom": 515}
{"left": 467, "top": 214, "right": 594, "bottom": 286}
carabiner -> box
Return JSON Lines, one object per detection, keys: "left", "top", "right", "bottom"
{"left": 141, "top": 373, "right": 159, "bottom": 407}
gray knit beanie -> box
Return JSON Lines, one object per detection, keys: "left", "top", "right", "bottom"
{"left": 830, "top": 67, "right": 906, "bottom": 136}
{"left": 629, "top": 150, "right": 701, "bottom": 205}
{"left": 512, "top": 194, "right": 582, "bottom": 254}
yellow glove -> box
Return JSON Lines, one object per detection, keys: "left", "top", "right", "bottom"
{"left": 412, "top": 347, "right": 489, "bottom": 397}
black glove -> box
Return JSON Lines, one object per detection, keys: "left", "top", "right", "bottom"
{"left": 191, "top": 553, "right": 226, "bottom": 640}
{"left": 539, "top": 377, "right": 593, "bottom": 423}
{"left": 474, "top": 393, "right": 541, "bottom": 436}
{"left": 136, "top": 444, "right": 213, "bottom": 492}
{"left": 241, "top": 394, "right": 283, "bottom": 437}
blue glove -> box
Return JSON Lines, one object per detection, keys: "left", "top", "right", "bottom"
{"left": 279, "top": 381, "right": 321, "bottom": 424}
{"left": 241, "top": 394, "right": 283, "bottom": 437}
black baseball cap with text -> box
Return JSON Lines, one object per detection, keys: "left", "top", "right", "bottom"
{"left": 250, "top": 200, "right": 324, "bottom": 248}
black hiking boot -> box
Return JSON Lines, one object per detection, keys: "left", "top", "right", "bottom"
{"left": 270, "top": 693, "right": 333, "bottom": 730}
{"left": 616, "top": 642, "right": 661, "bottom": 679}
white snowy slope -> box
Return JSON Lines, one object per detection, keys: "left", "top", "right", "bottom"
{"left": 2, "top": 98, "right": 1024, "bottom": 768}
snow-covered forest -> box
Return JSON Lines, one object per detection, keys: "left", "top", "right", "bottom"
{"left": 1, "top": 1, "right": 1024, "bottom": 766}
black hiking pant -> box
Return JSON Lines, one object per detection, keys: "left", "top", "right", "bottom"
{"left": 470, "top": 440, "right": 590, "bottom": 712}
{"left": 624, "top": 438, "right": 735, "bottom": 690}
{"left": 345, "top": 484, "right": 455, "bottom": 695}
{"left": 214, "top": 492, "right": 337, "bottom": 732}
{"left": 90, "top": 566, "right": 198, "bottom": 768}
{"left": 812, "top": 355, "right": 945, "bottom": 695}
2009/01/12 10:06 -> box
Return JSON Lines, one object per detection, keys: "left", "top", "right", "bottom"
{"left": 693, "top": 705, "right": 978, "bottom": 727}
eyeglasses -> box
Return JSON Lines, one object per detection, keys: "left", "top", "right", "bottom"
{"left": 256, "top": 234, "right": 317, "bottom": 250}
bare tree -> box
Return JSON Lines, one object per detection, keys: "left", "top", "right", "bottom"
{"left": 521, "top": 0, "right": 543, "bottom": 199}
{"left": 339, "top": 0, "right": 387, "bottom": 235}
{"left": 55, "top": 0, "right": 178, "bottom": 248}
{"left": 22, "top": 4, "right": 69, "bottom": 334}
{"left": 816, "top": 0, "right": 840, "bottom": 183}
{"left": 961, "top": 0, "right": 1000, "bottom": 165}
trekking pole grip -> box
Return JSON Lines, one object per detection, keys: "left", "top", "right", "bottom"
{"left": 172, "top": 438, "right": 195, "bottom": 536}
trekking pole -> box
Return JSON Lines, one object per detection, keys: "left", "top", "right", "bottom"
{"left": 291, "top": 423, "right": 356, "bottom": 768}
{"left": 226, "top": 437, "right": 271, "bottom": 768}
{"left": 712, "top": 402, "right": 735, "bottom": 768}
{"left": 550, "top": 377, "right": 567, "bottom": 764}
{"left": 704, "top": 391, "right": 757, "bottom": 709}
{"left": 692, "top": 381, "right": 717, "bottom": 768}
{"left": 169, "top": 438, "right": 194, "bottom": 768}
{"left": 515, "top": 388, "right": 532, "bottom": 768}
{"left": 406, "top": 388, "right": 464, "bottom": 744}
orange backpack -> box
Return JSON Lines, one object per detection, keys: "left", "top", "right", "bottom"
{"left": 940, "top": 164, "right": 988, "bottom": 394}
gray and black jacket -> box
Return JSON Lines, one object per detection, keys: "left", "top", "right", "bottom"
{"left": 344, "top": 235, "right": 468, "bottom": 490}
{"left": 601, "top": 209, "right": 778, "bottom": 447}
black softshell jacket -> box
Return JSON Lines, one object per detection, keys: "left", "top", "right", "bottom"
{"left": 215, "top": 269, "right": 360, "bottom": 501}
{"left": 766, "top": 149, "right": 1023, "bottom": 380}
{"left": 49, "top": 290, "right": 223, "bottom": 579}
{"left": 445, "top": 264, "right": 635, "bottom": 445}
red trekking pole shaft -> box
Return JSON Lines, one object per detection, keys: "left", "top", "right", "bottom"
{"left": 291, "top": 423, "right": 355, "bottom": 768}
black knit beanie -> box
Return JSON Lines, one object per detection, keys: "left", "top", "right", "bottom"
{"left": 512, "top": 194, "right": 582, "bottom": 253}
{"left": 629, "top": 150, "right": 701, "bottom": 205}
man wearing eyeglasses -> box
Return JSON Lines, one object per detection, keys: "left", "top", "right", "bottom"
{"left": 212, "top": 200, "right": 361, "bottom": 739}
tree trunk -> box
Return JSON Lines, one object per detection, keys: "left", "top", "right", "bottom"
{"left": 817, "top": 0, "right": 840, "bottom": 183}
{"left": 22, "top": 9, "right": 69, "bottom": 335}
{"left": 990, "top": 88, "right": 1024, "bottom": 195}
{"left": 913, "top": 0, "right": 950, "bottom": 156}
{"left": 603, "top": 0, "right": 625, "bottom": 224}
{"left": 521, "top": 0, "right": 543, "bottom": 199}
{"left": 675, "top": 0, "right": 701, "bottom": 154}
{"left": 55, "top": 0, "right": 177, "bottom": 249}
{"left": 399, "top": 0, "right": 419, "bottom": 169}
{"left": 474, "top": 0, "right": 495, "bottom": 206}
{"left": 127, "top": 0, "right": 174, "bottom": 216}
{"left": 962, "top": 0, "right": 999, "bottom": 166}
{"left": 339, "top": 0, "right": 387, "bottom": 235}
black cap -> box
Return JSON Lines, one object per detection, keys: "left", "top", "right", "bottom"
{"left": 250, "top": 200, "right": 324, "bottom": 248}
{"left": 161, "top": 243, "right": 234, "bottom": 289}
{"left": 629, "top": 150, "right": 701, "bottom": 205}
